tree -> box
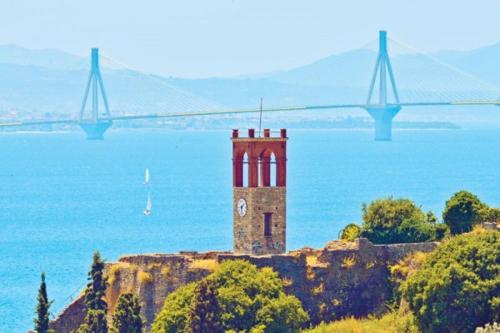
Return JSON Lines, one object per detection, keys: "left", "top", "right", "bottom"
{"left": 152, "top": 260, "right": 309, "bottom": 333}
{"left": 339, "top": 223, "right": 361, "bottom": 241}
{"left": 111, "top": 293, "right": 143, "bottom": 333}
{"left": 443, "top": 190, "right": 486, "bottom": 234}
{"left": 402, "top": 231, "right": 500, "bottom": 333}
{"left": 188, "top": 279, "right": 222, "bottom": 333}
{"left": 34, "top": 273, "right": 53, "bottom": 333}
{"left": 75, "top": 251, "right": 109, "bottom": 333}
{"left": 360, "top": 197, "right": 447, "bottom": 244}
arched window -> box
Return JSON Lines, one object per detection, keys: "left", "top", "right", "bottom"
{"left": 270, "top": 152, "right": 277, "bottom": 187}
{"left": 242, "top": 152, "right": 249, "bottom": 187}
{"left": 258, "top": 150, "right": 277, "bottom": 187}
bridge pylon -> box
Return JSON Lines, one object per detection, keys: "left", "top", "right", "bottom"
{"left": 79, "top": 48, "right": 112, "bottom": 140}
{"left": 365, "top": 31, "right": 401, "bottom": 141}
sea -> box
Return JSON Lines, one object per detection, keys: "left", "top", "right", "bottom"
{"left": 2, "top": 128, "right": 500, "bottom": 332}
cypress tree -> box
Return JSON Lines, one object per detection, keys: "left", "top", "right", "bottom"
{"left": 189, "top": 280, "right": 222, "bottom": 333}
{"left": 76, "top": 251, "right": 109, "bottom": 333}
{"left": 111, "top": 293, "right": 143, "bottom": 333}
{"left": 34, "top": 273, "right": 52, "bottom": 333}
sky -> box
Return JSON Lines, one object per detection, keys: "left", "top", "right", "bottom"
{"left": 1, "top": 0, "right": 500, "bottom": 78}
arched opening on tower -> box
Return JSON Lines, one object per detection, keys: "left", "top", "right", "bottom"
{"left": 259, "top": 149, "right": 277, "bottom": 187}
{"left": 242, "top": 152, "right": 249, "bottom": 187}
{"left": 270, "top": 153, "right": 277, "bottom": 187}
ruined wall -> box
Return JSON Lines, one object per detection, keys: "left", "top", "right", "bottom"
{"left": 50, "top": 239, "right": 438, "bottom": 332}
{"left": 50, "top": 253, "right": 217, "bottom": 333}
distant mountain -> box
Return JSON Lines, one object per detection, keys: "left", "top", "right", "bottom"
{"left": 0, "top": 44, "right": 85, "bottom": 70}
{"left": 0, "top": 42, "right": 499, "bottom": 128}
{"left": 435, "top": 41, "right": 500, "bottom": 85}
{"left": 0, "top": 45, "right": 222, "bottom": 121}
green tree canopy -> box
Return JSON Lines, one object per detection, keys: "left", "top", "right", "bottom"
{"left": 402, "top": 231, "right": 500, "bottom": 333}
{"left": 188, "top": 279, "right": 222, "bottom": 333}
{"left": 443, "top": 190, "right": 486, "bottom": 234}
{"left": 34, "top": 273, "right": 53, "bottom": 333}
{"left": 360, "top": 197, "right": 447, "bottom": 244}
{"left": 152, "top": 260, "right": 309, "bottom": 333}
{"left": 339, "top": 223, "right": 361, "bottom": 241}
{"left": 111, "top": 293, "right": 143, "bottom": 333}
{"left": 75, "top": 251, "right": 109, "bottom": 333}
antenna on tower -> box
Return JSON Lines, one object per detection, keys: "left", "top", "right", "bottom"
{"left": 258, "top": 97, "right": 263, "bottom": 137}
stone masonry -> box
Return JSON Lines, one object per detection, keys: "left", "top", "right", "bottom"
{"left": 50, "top": 238, "right": 438, "bottom": 332}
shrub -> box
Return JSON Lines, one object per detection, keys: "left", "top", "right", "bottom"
{"left": 110, "top": 293, "right": 143, "bottom": 333}
{"left": 443, "top": 190, "right": 486, "bottom": 234}
{"left": 402, "top": 231, "right": 500, "bottom": 333}
{"left": 151, "top": 260, "right": 309, "bottom": 333}
{"left": 360, "top": 197, "right": 447, "bottom": 244}
{"left": 476, "top": 322, "right": 500, "bottom": 333}
{"left": 339, "top": 223, "right": 361, "bottom": 241}
{"left": 302, "top": 310, "right": 418, "bottom": 333}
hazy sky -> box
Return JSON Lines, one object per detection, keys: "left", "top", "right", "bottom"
{"left": 1, "top": 0, "right": 500, "bottom": 77}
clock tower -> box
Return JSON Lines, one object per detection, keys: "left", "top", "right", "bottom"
{"left": 232, "top": 128, "right": 287, "bottom": 255}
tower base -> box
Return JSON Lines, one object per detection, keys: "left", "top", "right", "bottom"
{"left": 365, "top": 106, "right": 401, "bottom": 141}
{"left": 79, "top": 120, "right": 112, "bottom": 140}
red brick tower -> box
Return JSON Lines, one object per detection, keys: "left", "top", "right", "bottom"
{"left": 232, "top": 128, "right": 287, "bottom": 255}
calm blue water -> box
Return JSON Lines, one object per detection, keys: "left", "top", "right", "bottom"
{"left": 2, "top": 128, "right": 500, "bottom": 332}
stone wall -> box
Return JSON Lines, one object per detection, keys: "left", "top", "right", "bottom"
{"left": 50, "top": 253, "right": 218, "bottom": 333}
{"left": 50, "top": 239, "right": 438, "bottom": 332}
{"left": 233, "top": 186, "right": 286, "bottom": 255}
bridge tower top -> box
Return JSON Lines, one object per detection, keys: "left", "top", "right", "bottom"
{"left": 79, "top": 48, "right": 112, "bottom": 140}
{"left": 80, "top": 48, "right": 111, "bottom": 123}
{"left": 367, "top": 30, "right": 400, "bottom": 106}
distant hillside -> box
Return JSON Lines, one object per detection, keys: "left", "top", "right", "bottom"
{"left": 0, "top": 44, "right": 84, "bottom": 70}
{"left": 0, "top": 43, "right": 499, "bottom": 128}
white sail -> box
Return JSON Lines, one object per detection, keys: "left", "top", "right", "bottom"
{"left": 144, "top": 168, "right": 150, "bottom": 185}
{"left": 144, "top": 192, "right": 152, "bottom": 215}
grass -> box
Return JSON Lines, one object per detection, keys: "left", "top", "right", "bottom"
{"left": 341, "top": 256, "right": 357, "bottom": 269}
{"left": 306, "top": 254, "right": 328, "bottom": 268}
{"left": 189, "top": 259, "right": 218, "bottom": 271}
{"left": 302, "top": 311, "right": 418, "bottom": 333}
{"left": 137, "top": 270, "right": 154, "bottom": 284}
{"left": 107, "top": 262, "right": 138, "bottom": 286}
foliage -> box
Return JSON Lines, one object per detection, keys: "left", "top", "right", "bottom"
{"left": 137, "top": 270, "right": 153, "bottom": 284}
{"left": 188, "top": 280, "right": 222, "bottom": 333}
{"left": 402, "top": 231, "right": 500, "bottom": 333}
{"left": 303, "top": 310, "right": 418, "bottom": 333}
{"left": 151, "top": 283, "right": 196, "bottom": 333}
{"left": 389, "top": 252, "right": 428, "bottom": 306}
{"left": 151, "top": 260, "right": 309, "bottom": 333}
{"left": 360, "top": 197, "right": 447, "bottom": 244}
{"left": 111, "top": 293, "right": 143, "bottom": 333}
{"left": 480, "top": 207, "right": 500, "bottom": 224}
{"left": 74, "top": 251, "right": 109, "bottom": 333}
{"left": 189, "top": 259, "right": 218, "bottom": 271}
{"left": 339, "top": 223, "right": 361, "bottom": 241}
{"left": 476, "top": 322, "right": 500, "bottom": 333}
{"left": 34, "top": 273, "right": 53, "bottom": 333}
{"left": 443, "top": 190, "right": 486, "bottom": 234}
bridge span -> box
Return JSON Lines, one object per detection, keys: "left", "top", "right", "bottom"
{"left": 1, "top": 31, "right": 499, "bottom": 140}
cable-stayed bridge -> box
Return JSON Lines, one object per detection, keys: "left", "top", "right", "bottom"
{"left": 1, "top": 31, "right": 499, "bottom": 140}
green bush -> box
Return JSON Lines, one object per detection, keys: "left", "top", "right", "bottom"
{"left": 443, "top": 190, "right": 486, "bottom": 234}
{"left": 339, "top": 223, "right": 361, "bottom": 241}
{"left": 302, "top": 310, "right": 418, "bottom": 333}
{"left": 360, "top": 197, "right": 447, "bottom": 244}
{"left": 151, "top": 260, "right": 309, "bottom": 333}
{"left": 402, "top": 231, "right": 500, "bottom": 333}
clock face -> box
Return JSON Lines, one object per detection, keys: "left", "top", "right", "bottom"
{"left": 237, "top": 198, "right": 247, "bottom": 217}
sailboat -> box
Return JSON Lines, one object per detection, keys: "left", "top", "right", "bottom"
{"left": 144, "top": 191, "right": 152, "bottom": 216}
{"left": 144, "top": 168, "right": 150, "bottom": 185}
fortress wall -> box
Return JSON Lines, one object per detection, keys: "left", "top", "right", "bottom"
{"left": 50, "top": 239, "right": 438, "bottom": 332}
